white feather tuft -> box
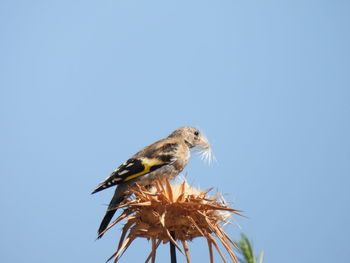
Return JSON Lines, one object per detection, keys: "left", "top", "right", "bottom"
{"left": 196, "top": 143, "right": 215, "bottom": 165}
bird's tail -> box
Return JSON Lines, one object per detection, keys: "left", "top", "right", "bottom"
{"left": 97, "top": 184, "right": 130, "bottom": 239}
{"left": 97, "top": 209, "right": 117, "bottom": 238}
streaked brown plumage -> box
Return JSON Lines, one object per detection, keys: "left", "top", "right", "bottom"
{"left": 92, "top": 126, "right": 211, "bottom": 238}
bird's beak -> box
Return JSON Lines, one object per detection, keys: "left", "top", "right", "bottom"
{"left": 196, "top": 135, "right": 213, "bottom": 164}
{"left": 198, "top": 136, "right": 210, "bottom": 149}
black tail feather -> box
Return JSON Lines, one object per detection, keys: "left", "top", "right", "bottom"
{"left": 97, "top": 194, "right": 126, "bottom": 238}
{"left": 97, "top": 209, "right": 117, "bottom": 238}
{"left": 96, "top": 185, "right": 129, "bottom": 239}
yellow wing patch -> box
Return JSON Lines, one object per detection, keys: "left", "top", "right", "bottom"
{"left": 123, "top": 158, "right": 165, "bottom": 182}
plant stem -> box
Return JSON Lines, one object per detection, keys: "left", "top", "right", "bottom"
{"left": 170, "top": 231, "right": 177, "bottom": 263}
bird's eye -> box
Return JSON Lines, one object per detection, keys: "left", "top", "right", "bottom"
{"left": 194, "top": 131, "right": 199, "bottom": 136}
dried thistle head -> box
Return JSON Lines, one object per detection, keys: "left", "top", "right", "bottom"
{"left": 104, "top": 179, "right": 242, "bottom": 263}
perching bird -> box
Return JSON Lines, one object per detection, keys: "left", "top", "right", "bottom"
{"left": 92, "top": 126, "right": 212, "bottom": 238}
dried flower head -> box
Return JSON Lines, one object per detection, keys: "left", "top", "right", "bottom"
{"left": 103, "top": 179, "right": 242, "bottom": 263}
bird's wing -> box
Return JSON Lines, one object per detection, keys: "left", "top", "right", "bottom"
{"left": 91, "top": 141, "right": 179, "bottom": 194}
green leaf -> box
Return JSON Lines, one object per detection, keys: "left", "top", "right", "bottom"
{"left": 237, "top": 233, "right": 263, "bottom": 263}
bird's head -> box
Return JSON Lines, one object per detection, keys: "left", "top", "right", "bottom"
{"left": 169, "top": 126, "right": 214, "bottom": 164}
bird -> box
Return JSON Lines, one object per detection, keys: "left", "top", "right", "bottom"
{"left": 92, "top": 126, "right": 212, "bottom": 238}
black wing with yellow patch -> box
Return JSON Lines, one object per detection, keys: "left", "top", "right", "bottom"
{"left": 91, "top": 156, "right": 174, "bottom": 194}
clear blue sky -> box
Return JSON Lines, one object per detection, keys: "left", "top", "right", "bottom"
{"left": 1, "top": 0, "right": 349, "bottom": 262}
